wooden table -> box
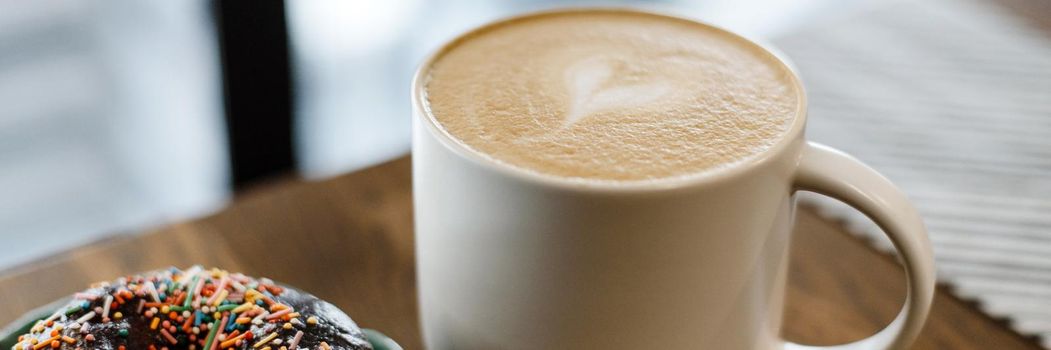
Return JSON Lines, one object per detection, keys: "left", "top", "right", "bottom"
{"left": 0, "top": 156, "right": 1040, "bottom": 349}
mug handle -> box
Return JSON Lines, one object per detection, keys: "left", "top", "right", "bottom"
{"left": 786, "top": 142, "right": 936, "bottom": 350}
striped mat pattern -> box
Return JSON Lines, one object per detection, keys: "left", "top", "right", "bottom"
{"left": 773, "top": 0, "right": 1051, "bottom": 347}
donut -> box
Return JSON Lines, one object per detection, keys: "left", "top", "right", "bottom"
{"left": 10, "top": 266, "right": 372, "bottom": 350}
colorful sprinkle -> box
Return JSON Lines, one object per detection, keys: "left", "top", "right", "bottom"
{"left": 253, "top": 332, "right": 279, "bottom": 348}
{"left": 11, "top": 267, "right": 333, "bottom": 350}
{"left": 288, "top": 330, "right": 304, "bottom": 350}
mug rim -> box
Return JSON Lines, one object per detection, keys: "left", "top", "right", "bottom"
{"left": 412, "top": 7, "right": 808, "bottom": 193}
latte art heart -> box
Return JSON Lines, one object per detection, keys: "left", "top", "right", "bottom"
{"left": 424, "top": 11, "right": 800, "bottom": 181}
{"left": 563, "top": 57, "right": 672, "bottom": 127}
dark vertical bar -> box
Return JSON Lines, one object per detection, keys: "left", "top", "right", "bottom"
{"left": 213, "top": 0, "right": 295, "bottom": 188}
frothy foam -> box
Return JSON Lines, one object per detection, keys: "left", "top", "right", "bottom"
{"left": 424, "top": 11, "right": 801, "bottom": 181}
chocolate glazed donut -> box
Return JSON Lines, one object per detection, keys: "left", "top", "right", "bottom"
{"left": 10, "top": 267, "right": 372, "bottom": 350}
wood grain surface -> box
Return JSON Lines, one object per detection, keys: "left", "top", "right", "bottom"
{"left": 0, "top": 156, "right": 1039, "bottom": 349}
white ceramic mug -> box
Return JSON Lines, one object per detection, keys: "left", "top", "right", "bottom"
{"left": 412, "top": 9, "right": 935, "bottom": 350}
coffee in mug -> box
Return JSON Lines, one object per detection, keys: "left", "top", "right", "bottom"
{"left": 413, "top": 8, "right": 935, "bottom": 350}
{"left": 424, "top": 11, "right": 799, "bottom": 181}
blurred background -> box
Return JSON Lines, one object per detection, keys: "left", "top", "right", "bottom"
{"left": 0, "top": 0, "right": 843, "bottom": 272}
{"left": 0, "top": 0, "right": 1049, "bottom": 347}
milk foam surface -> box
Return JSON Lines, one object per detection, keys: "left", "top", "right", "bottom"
{"left": 424, "top": 11, "right": 801, "bottom": 181}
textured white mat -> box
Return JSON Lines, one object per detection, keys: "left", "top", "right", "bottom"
{"left": 773, "top": 0, "right": 1051, "bottom": 347}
